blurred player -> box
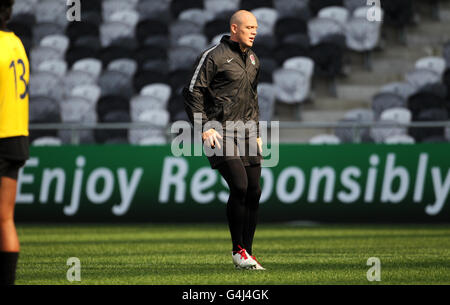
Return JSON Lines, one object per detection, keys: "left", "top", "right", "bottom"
{"left": 0, "top": 0, "right": 30, "bottom": 285}
{"left": 184, "top": 10, "right": 265, "bottom": 270}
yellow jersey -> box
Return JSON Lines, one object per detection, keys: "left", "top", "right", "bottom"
{"left": 0, "top": 30, "right": 29, "bottom": 138}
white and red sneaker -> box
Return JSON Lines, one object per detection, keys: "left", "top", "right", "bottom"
{"left": 250, "top": 255, "right": 266, "bottom": 270}
{"left": 232, "top": 245, "right": 257, "bottom": 269}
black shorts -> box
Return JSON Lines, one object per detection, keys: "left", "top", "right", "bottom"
{"left": 0, "top": 158, "right": 25, "bottom": 180}
{"left": 205, "top": 135, "right": 262, "bottom": 169}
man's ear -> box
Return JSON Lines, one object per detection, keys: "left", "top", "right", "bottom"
{"left": 230, "top": 24, "right": 238, "bottom": 35}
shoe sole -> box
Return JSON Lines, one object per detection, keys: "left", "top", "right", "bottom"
{"left": 234, "top": 265, "right": 265, "bottom": 270}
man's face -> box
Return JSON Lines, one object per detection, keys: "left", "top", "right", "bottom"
{"left": 233, "top": 15, "right": 258, "bottom": 49}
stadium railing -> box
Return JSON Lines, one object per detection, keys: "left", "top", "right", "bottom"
{"left": 29, "top": 121, "right": 450, "bottom": 144}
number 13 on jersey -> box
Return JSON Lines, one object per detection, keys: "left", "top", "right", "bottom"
{"left": 9, "top": 59, "right": 29, "bottom": 100}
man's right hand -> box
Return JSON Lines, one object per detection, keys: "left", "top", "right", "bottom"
{"left": 202, "top": 129, "right": 223, "bottom": 149}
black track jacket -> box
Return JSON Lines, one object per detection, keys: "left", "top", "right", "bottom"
{"left": 183, "top": 35, "right": 260, "bottom": 137}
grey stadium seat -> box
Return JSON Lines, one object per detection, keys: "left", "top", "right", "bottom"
{"left": 344, "top": 108, "right": 375, "bottom": 122}
{"left": 283, "top": 56, "right": 314, "bottom": 77}
{"left": 443, "top": 42, "right": 450, "bottom": 67}
{"left": 32, "top": 136, "right": 62, "bottom": 146}
{"left": 343, "top": 0, "right": 367, "bottom": 12}
{"left": 345, "top": 17, "right": 382, "bottom": 52}
{"left": 309, "top": 134, "right": 341, "bottom": 144}
{"left": 129, "top": 128, "right": 167, "bottom": 145}
{"left": 130, "top": 95, "right": 168, "bottom": 121}
{"left": 37, "top": 59, "right": 67, "bottom": 77}
{"left": 31, "top": 45, "right": 63, "bottom": 71}
{"left": 379, "top": 82, "right": 417, "bottom": 100}
{"left": 140, "top": 83, "right": 172, "bottom": 106}
{"left": 12, "top": 0, "right": 36, "bottom": 16}
{"left": 308, "top": 17, "right": 345, "bottom": 45}
{"left": 98, "top": 70, "right": 134, "bottom": 99}
{"left": 95, "top": 110, "right": 131, "bottom": 144}
{"left": 177, "top": 34, "right": 208, "bottom": 53}
{"left": 274, "top": 0, "right": 310, "bottom": 18}
{"left": 102, "top": 0, "right": 137, "bottom": 21}
{"left": 406, "top": 69, "right": 441, "bottom": 90}
{"left": 384, "top": 134, "right": 415, "bottom": 144}
{"left": 29, "top": 96, "right": 61, "bottom": 123}
{"left": 318, "top": 6, "right": 349, "bottom": 25}
{"left": 139, "top": 109, "right": 169, "bottom": 127}
{"left": 129, "top": 109, "right": 169, "bottom": 144}
{"left": 370, "top": 120, "right": 407, "bottom": 143}
{"left": 33, "top": 22, "right": 64, "bottom": 45}
{"left": 204, "top": 0, "right": 239, "bottom": 17}
{"left": 107, "top": 58, "right": 138, "bottom": 78}
{"left": 170, "top": 20, "right": 202, "bottom": 46}
{"left": 273, "top": 68, "right": 312, "bottom": 104}
{"left": 60, "top": 97, "right": 95, "bottom": 123}
{"left": 353, "top": 5, "right": 384, "bottom": 20}
{"left": 108, "top": 10, "right": 139, "bottom": 28}
{"left": 36, "top": 0, "right": 68, "bottom": 28}
{"left": 29, "top": 71, "right": 64, "bottom": 102}
{"left": 40, "top": 34, "right": 70, "bottom": 56}
{"left": 179, "top": 8, "right": 215, "bottom": 27}
{"left": 168, "top": 46, "right": 199, "bottom": 71}
{"left": 409, "top": 108, "right": 448, "bottom": 142}
{"left": 380, "top": 107, "right": 412, "bottom": 124}
{"left": 334, "top": 118, "right": 372, "bottom": 143}
{"left": 63, "top": 70, "right": 97, "bottom": 99}
{"left": 251, "top": 8, "right": 279, "bottom": 36}
{"left": 58, "top": 111, "right": 98, "bottom": 144}
{"left": 72, "top": 58, "right": 103, "bottom": 80}
{"left": 100, "top": 21, "right": 134, "bottom": 47}
{"left": 371, "top": 92, "right": 406, "bottom": 119}
{"left": 70, "top": 85, "right": 102, "bottom": 106}
{"left": 137, "top": 0, "right": 171, "bottom": 21}
{"left": 257, "top": 83, "right": 276, "bottom": 123}
{"left": 138, "top": 135, "right": 167, "bottom": 145}
{"left": 415, "top": 56, "right": 447, "bottom": 77}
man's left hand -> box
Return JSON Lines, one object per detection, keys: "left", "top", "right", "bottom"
{"left": 256, "top": 137, "right": 263, "bottom": 154}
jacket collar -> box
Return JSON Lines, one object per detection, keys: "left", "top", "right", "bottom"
{"left": 221, "top": 35, "right": 249, "bottom": 55}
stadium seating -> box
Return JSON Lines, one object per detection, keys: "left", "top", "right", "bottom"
{"left": 379, "top": 82, "right": 417, "bottom": 100}
{"left": 6, "top": 0, "right": 447, "bottom": 145}
{"left": 257, "top": 83, "right": 276, "bottom": 123}
{"left": 309, "top": 134, "right": 341, "bottom": 144}
{"left": 37, "top": 59, "right": 67, "bottom": 77}
{"left": 409, "top": 108, "right": 448, "bottom": 142}
{"left": 344, "top": 108, "right": 374, "bottom": 122}
{"left": 32, "top": 136, "right": 63, "bottom": 146}
{"left": 273, "top": 68, "right": 311, "bottom": 104}
{"left": 371, "top": 92, "right": 406, "bottom": 119}
{"left": 443, "top": 42, "right": 450, "bottom": 66}
{"left": 251, "top": 8, "right": 278, "bottom": 36}
{"left": 343, "top": 0, "right": 366, "bottom": 13}
{"left": 309, "top": 0, "right": 343, "bottom": 16}
{"left": 107, "top": 58, "right": 138, "bottom": 78}
{"left": 70, "top": 84, "right": 102, "bottom": 105}
{"left": 384, "top": 134, "right": 415, "bottom": 144}
{"left": 334, "top": 118, "right": 372, "bottom": 143}
{"left": 40, "top": 34, "right": 70, "bottom": 56}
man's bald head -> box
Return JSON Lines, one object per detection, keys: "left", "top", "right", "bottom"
{"left": 229, "top": 10, "right": 258, "bottom": 51}
{"left": 230, "top": 10, "right": 256, "bottom": 27}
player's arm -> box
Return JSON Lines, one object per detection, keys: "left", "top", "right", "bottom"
{"left": 183, "top": 54, "right": 216, "bottom": 126}
{"left": 254, "top": 66, "right": 261, "bottom": 138}
{"left": 183, "top": 54, "right": 222, "bottom": 148}
{"left": 253, "top": 64, "right": 262, "bottom": 153}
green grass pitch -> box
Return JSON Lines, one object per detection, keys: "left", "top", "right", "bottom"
{"left": 15, "top": 223, "right": 450, "bottom": 285}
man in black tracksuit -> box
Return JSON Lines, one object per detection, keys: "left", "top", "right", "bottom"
{"left": 183, "top": 10, "right": 265, "bottom": 270}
